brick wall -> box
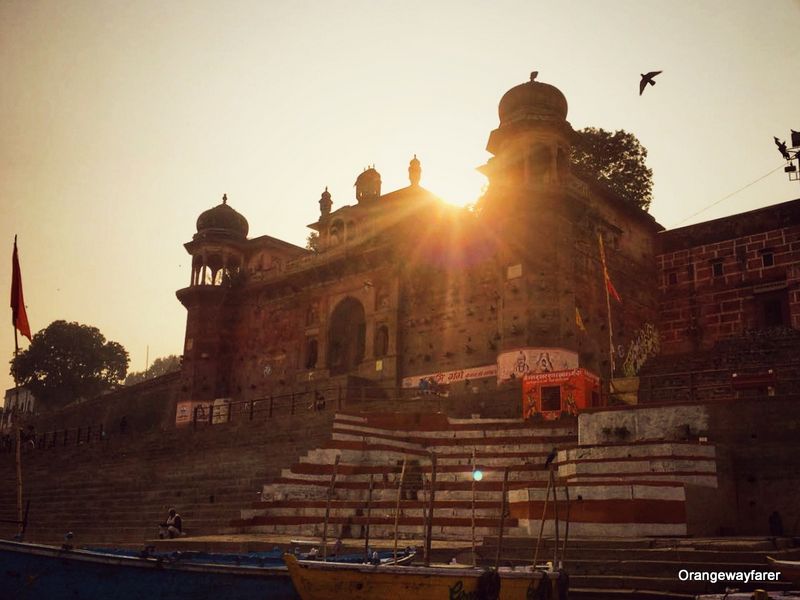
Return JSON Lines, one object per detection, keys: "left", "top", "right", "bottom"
{"left": 657, "top": 199, "right": 800, "bottom": 354}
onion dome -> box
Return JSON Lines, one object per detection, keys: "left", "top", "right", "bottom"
{"left": 498, "top": 71, "right": 568, "bottom": 125}
{"left": 354, "top": 166, "right": 382, "bottom": 201}
{"left": 196, "top": 193, "right": 249, "bottom": 239}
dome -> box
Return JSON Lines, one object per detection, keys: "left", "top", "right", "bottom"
{"left": 498, "top": 72, "right": 568, "bottom": 125}
{"left": 196, "top": 194, "right": 249, "bottom": 239}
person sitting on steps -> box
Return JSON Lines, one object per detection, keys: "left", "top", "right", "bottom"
{"left": 159, "top": 508, "right": 185, "bottom": 539}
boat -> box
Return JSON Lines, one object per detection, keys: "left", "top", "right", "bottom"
{"left": 767, "top": 555, "right": 800, "bottom": 582}
{"left": 1, "top": 538, "right": 297, "bottom": 600}
{"left": 84, "top": 545, "right": 416, "bottom": 567}
{"left": 0, "top": 538, "right": 418, "bottom": 600}
{"left": 283, "top": 553, "right": 567, "bottom": 600}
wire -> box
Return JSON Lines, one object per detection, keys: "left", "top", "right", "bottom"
{"left": 672, "top": 163, "right": 787, "bottom": 227}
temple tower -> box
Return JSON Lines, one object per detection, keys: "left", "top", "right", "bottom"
{"left": 176, "top": 194, "right": 248, "bottom": 414}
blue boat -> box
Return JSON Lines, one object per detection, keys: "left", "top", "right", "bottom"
{"left": 0, "top": 539, "right": 417, "bottom": 600}
{"left": 0, "top": 538, "right": 297, "bottom": 600}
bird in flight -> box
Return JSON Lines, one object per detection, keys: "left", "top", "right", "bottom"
{"left": 639, "top": 71, "right": 662, "bottom": 95}
{"left": 774, "top": 137, "right": 791, "bottom": 161}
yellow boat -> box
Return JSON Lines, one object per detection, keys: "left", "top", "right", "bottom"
{"left": 283, "top": 553, "right": 566, "bottom": 600}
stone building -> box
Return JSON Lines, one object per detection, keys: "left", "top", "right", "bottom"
{"left": 175, "top": 73, "right": 799, "bottom": 423}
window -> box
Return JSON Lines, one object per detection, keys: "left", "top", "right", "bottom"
{"left": 762, "top": 252, "right": 774, "bottom": 268}
{"left": 305, "top": 338, "right": 318, "bottom": 369}
{"left": 687, "top": 264, "right": 695, "bottom": 281}
{"left": 374, "top": 325, "right": 389, "bottom": 358}
{"left": 541, "top": 386, "right": 561, "bottom": 412}
{"left": 712, "top": 261, "right": 724, "bottom": 278}
{"left": 667, "top": 271, "right": 678, "bottom": 286}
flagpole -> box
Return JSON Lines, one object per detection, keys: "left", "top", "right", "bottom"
{"left": 598, "top": 234, "right": 616, "bottom": 381}
{"left": 13, "top": 326, "right": 23, "bottom": 538}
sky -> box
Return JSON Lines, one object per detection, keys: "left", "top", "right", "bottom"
{"left": 1, "top": 0, "right": 799, "bottom": 398}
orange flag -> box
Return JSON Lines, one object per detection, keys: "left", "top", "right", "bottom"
{"left": 575, "top": 306, "right": 586, "bottom": 332}
{"left": 598, "top": 234, "right": 622, "bottom": 303}
{"left": 11, "top": 236, "right": 31, "bottom": 341}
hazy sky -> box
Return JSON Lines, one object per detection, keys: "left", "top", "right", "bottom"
{"left": 2, "top": 0, "right": 799, "bottom": 398}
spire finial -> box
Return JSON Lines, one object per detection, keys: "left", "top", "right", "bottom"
{"left": 319, "top": 186, "right": 332, "bottom": 217}
{"left": 408, "top": 154, "right": 421, "bottom": 186}
{"left": 222, "top": 193, "right": 228, "bottom": 205}
{"left": 530, "top": 71, "right": 539, "bottom": 82}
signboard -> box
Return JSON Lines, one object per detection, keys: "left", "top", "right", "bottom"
{"left": 497, "top": 347, "right": 579, "bottom": 381}
{"left": 401, "top": 364, "right": 497, "bottom": 389}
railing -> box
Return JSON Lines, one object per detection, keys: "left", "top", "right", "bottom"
{"left": 0, "top": 423, "right": 106, "bottom": 454}
{"left": 637, "top": 360, "right": 800, "bottom": 403}
{"left": 0, "top": 381, "right": 454, "bottom": 454}
{"left": 190, "top": 383, "right": 413, "bottom": 429}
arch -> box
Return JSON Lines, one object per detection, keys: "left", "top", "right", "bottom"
{"left": 328, "top": 297, "right": 366, "bottom": 375}
{"left": 528, "top": 143, "right": 551, "bottom": 183}
{"left": 330, "top": 219, "right": 344, "bottom": 246}
{"left": 374, "top": 324, "right": 389, "bottom": 358}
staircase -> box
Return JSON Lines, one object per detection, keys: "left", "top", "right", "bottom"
{"left": 229, "top": 411, "right": 578, "bottom": 540}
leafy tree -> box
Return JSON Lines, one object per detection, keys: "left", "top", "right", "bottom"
{"left": 10, "top": 320, "right": 129, "bottom": 409}
{"left": 306, "top": 231, "right": 320, "bottom": 253}
{"left": 124, "top": 354, "right": 181, "bottom": 385}
{"left": 571, "top": 127, "right": 653, "bottom": 211}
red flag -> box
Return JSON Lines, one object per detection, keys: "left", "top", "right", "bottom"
{"left": 606, "top": 278, "right": 622, "bottom": 303}
{"left": 11, "top": 236, "right": 31, "bottom": 340}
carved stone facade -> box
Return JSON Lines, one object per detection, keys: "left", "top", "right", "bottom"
{"left": 174, "top": 75, "right": 799, "bottom": 421}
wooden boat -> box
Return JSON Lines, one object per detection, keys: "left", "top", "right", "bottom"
{"left": 767, "top": 555, "right": 800, "bottom": 582}
{"left": 283, "top": 553, "right": 567, "bottom": 600}
{"left": 85, "top": 545, "right": 415, "bottom": 566}
{"left": 0, "top": 538, "right": 297, "bottom": 600}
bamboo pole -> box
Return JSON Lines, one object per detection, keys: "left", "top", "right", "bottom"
{"left": 561, "top": 484, "right": 571, "bottom": 565}
{"left": 532, "top": 468, "right": 553, "bottom": 568}
{"left": 364, "top": 473, "right": 374, "bottom": 562}
{"left": 321, "top": 454, "right": 340, "bottom": 561}
{"left": 424, "top": 453, "right": 437, "bottom": 567}
{"left": 494, "top": 467, "right": 509, "bottom": 569}
{"left": 392, "top": 459, "right": 407, "bottom": 563}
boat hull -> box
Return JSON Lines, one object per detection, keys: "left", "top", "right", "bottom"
{"left": 0, "top": 539, "right": 297, "bottom": 600}
{"left": 767, "top": 556, "right": 800, "bottom": 583}
{"left": 283, "top": 553, "right": 566, "bottom": 600}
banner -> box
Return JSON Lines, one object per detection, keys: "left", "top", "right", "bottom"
{"left": 496, "top": 347, "right": 579, "bottom": 381}
{"left": 402, "top": 364, "right": 497, "bottom": 389}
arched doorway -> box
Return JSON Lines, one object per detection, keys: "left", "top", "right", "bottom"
{"left": 328, "top": 297, "right": 366, "bottom": 375}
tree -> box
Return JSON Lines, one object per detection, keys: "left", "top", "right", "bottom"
{"left": 306, "top": 231, "right": 320, "bottom": 253}
{"left": 571, "top": 127, "right": 653, "bottom": 211}
{"left": 10, "top": 320, "right": 129, "bottom": 409}
{"left": 124, "top": 354, "right": 181, "bottom": 385}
